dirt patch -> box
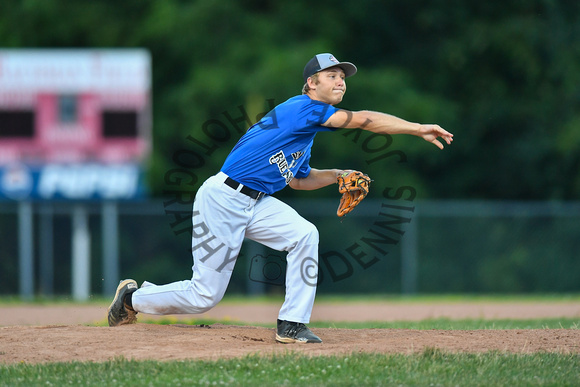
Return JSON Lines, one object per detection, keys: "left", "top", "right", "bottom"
{"left": 1, "top": 302, "right": 579, "bottom": 364}
{"left": 1, "top": 324, "right": 579, "bottom": 364}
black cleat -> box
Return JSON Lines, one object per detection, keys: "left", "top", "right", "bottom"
{"left": 107, "top": 279, "right": 138, "bottom": 327}
{"left": 275, "top": 319, "right": 322, "bottom": 343}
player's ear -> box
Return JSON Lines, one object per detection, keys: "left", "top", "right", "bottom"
{"left": 307, "top": 76, "right": 317, "bottom": 89}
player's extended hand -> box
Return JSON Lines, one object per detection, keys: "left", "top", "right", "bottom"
{"left": 418, "top": 124, "right": 454, "bottom": 150}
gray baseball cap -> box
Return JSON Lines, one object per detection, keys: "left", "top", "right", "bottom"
{"left": 303, "top": 53, "right": 357, "bottom": 83}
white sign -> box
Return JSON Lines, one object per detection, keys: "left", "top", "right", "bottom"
{"left": 0, "top": 49, "right": 151, "bottom": 92}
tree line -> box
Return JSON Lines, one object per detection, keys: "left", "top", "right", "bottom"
{"left": 1, "top": 0, "right": 579, "bottom": 200}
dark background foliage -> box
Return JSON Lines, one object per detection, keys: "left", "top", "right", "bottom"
{"left": 2, "top": 0, "right": 578, "bottom": 200}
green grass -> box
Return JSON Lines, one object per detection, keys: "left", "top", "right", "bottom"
{"left": 224, "top": 293, "right": 580, "bottom": 305}
{"left": 308, "top": 317, "right": 580, "bottom": 330}
{"left": 1, "top": 351, "right": 579, "bottom": 387}
{"left": 127, "top": 316, "right": 579, "bottom": 330}
{"left": 2, "top": 292, "right": 580, "bottom": 306}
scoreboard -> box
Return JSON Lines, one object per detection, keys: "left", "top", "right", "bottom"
{"left": 0, "top": 49, "right": 151, "bottom": 200}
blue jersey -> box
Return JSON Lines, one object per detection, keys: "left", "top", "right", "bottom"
{"left": 221, "top": 95, "right": 338, "bottom": 194}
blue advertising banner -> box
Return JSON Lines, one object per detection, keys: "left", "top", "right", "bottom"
{"left": 0, "top": 163, "right": 147, "bottom": 201}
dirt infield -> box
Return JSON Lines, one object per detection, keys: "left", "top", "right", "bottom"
{"left": 1, "top": 301, "right": 579, "bottom": 364}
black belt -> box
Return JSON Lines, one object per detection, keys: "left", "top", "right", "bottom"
{"left": 224, "top": 177, "right": 266, "bottom": 200}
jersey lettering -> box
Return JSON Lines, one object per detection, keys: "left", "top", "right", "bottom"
{"left": 291, "top": 151, "right": 304, "bottom": 160}
{"left": 269, "top": 150, "right": 294, "bottom": 184}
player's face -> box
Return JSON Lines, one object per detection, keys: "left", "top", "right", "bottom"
{"left": 309, "top": 67, "right": 346, "bottom": 105}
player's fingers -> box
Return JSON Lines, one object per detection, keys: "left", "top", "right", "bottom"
{"left": 432, "top": 139, "right": 444, "bottom": 149}
{"left": 436, "top": 127, "right": 453, "bottom": 137}
{"left": 432, "top": 126, "right": 453, "bottom": 145}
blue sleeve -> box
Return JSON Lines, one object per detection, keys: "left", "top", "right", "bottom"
{"left": 297, "top": 101, "right": 338, "bottom": 132}
{"left": 295, "top": 163, "right": 311, "bottom": 179}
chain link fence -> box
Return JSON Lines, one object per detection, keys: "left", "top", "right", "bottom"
{"left": 1, "top": 199, "right": 579, "bottom": 298}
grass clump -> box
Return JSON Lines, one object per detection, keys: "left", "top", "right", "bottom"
{"left": 1, "top": 351, "right": 579, "bottom": 386}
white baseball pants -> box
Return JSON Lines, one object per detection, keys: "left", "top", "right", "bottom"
{"left": 132, "top": 172, "right": 319, "bottom": 323}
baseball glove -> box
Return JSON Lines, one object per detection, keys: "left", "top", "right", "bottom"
{"left": 336, "top": 171, "right": 371, "bottom": 217}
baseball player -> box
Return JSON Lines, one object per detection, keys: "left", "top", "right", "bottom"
{"left": 108, "top": 53, "right": 453, "bottom": 343}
